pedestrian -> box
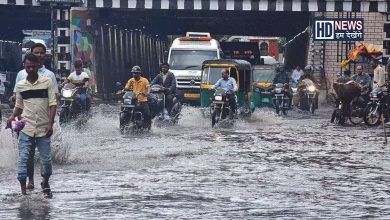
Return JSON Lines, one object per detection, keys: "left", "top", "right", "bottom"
{"left": 9, "top": 42, "right": 59, "bottom": 191}
{"left": 370, "top": 59, "right": 385, "bottom": 89}
{"left": 6, "top": 53, "right": 57, "bottom": 197}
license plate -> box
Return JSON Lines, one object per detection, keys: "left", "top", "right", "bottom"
{"left": 261, "top": 97, "right": 271, "bottom": 103}
{"left": 184, "top": 93, "right": 200, "bottom": 99}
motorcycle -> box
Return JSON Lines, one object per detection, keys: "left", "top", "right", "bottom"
{"left": 119, "top": 83, "right": 183, "bottom": 132}
{"left": 119, "top": 91, "right": 150, "bottom": 132}
{"left": 59, "top": 83, "right": 91, "bottom": 124}
{"left": 271, "top": 83, "right": 290, "bottom": 115}
{"left": 148, "top": 84, "right": 182, "bottom": 126}
{"left": 299, "top": 81, "right": 318, "bottom": 114}
{"left": 331, "top": 80, "right": 365, "bottom": 125}
{"left": 211, "top": 88, "right": 235, "bottom": 128}
{"left": 364, "top": 83, "right": 388, "bottom": 126}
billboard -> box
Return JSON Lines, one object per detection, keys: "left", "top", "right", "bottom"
{"left": 313, "top": 18, "right": 364, "bottom": 41}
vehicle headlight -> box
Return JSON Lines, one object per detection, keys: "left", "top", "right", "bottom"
{"left": 62, "top": 90, "right": 73, "bottom": 98}
{"left": 124, "top": 98, "right": 132, "bottom": 104}
{"left": 308, "top": 85, "right": 316, "bottom": 92}
{"left": 275, "top": 88, "right": 282, "bottom": 93}
{"left": 215, "top": 95, "right": 222, "bottom": 101}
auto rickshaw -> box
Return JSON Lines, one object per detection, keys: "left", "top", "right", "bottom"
{"left": 200, "top": 59, "right": 255, "bottom": 117}
{"left": 251, "top": 65, "right": 277, "bottom": 107}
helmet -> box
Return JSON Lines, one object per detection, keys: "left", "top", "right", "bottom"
{"left": 304, "top": 65, "right": 313, "bottom": 72}
{"left": 131, "top": 66, "right": 141, "bottom": 73}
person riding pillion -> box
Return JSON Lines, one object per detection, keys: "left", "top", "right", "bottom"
{"left": 124, "top": 66, "right": 152, "bottom": 127}
{"left": 210, "top": 68, "right": 238, "bottom": 113}
{"left": 151, "top": 62, "right": 177, "bottom": 115}
{"left": 61, "top": 60, "right": 90, "bottom": 113}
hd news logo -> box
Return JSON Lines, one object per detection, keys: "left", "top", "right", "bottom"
{"left": 313, "top": 18, "right": 364, "bottom": 41}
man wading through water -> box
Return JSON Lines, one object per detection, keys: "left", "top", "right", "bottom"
{"left": 6, "top": 54, "right": 57, "bottom": 198}
{"left": 10, "top": 43, "right": 59, "bottom": 191}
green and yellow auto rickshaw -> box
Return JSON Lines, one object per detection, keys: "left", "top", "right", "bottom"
{"left": 200, "top": 59, "right": 255, "bottom": 119}
{"left": 251, "top": 65, "right": 277, "bottom": 107}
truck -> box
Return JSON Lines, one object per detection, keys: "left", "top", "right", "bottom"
{"left": 167, "top": 32, "right": 222, "bottom": 102}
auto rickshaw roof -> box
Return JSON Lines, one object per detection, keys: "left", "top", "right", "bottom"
{"left": 202, "top": 59, "right": 252, "bottom": 70}
{"left": 252, "top": 64, "right": 277, "bottom": 70}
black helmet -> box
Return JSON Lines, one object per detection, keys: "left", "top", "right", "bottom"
{"left": 131, "top": 66, "right": 141, "bottom": 73}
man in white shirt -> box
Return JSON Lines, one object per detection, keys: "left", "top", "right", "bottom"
{"left": 371, "top": 59, "right": 385, "bottom": 89}
{"left": 61, "top": 60, "right": 90, "bottom": 113}
{"left": 291, "top": 65, "right": 304, "bottom": 83}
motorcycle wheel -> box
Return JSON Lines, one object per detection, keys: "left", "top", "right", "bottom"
{"left": 349, "top": 99, "right": 364, "bottom": 125}
{"left": 59, "top": 108, "right": 70, "bottom": 125}
{"left": 364, "top": 104, "right": 381, "bottom": 126}
{"left": 299, "top": 93, "right": 309, "bottom": 111}
{"left": 119, "top": 112, "right": 129, "bottom": 133}
{"left": 331, "top": 109, "right": 344, "bottom": 125}
{"left": 282, "top": 108, "right": 287, "bottom": 115}
{"left": 275, "top": 100, "right": 281, "bottom": 115}
{"left": 211, "top": 108, "right": 220, "bottom": 128}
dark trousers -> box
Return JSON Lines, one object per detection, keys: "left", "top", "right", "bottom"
{"left": 227, "top": 94, "right": 237, "bottom": 113}
{"left": 140, "top": 102, "right": 151, "bottom": 125}
{"left": 165, "top": 94, "right": 174, "bottom": 114}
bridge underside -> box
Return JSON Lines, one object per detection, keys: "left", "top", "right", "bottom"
{"left": 96, "top": 9, "right": 310, "bottom": 38}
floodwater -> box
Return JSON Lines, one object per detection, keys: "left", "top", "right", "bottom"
{"left": 1, "top": 104, "right": 390, "bottom": 219}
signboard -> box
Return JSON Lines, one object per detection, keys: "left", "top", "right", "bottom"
{"left": 220, "top": 42, "right": 260, "bottom": 65}
{"left": 313, "top": 18, "right": 364, "bottom": 41}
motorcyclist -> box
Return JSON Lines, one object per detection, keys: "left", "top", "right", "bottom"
{"left": 300, "top": 65, "right": 317, "bottom": 83}
{"left": 124, "top": 66, "right": 151, "bottom": 127}
{"left": 273, "top": 65, "right": 293, "bottom": 108}
{"left": 61, "top": 60, "right": 90, "bottom": 113}
{"left": 210, "top": 68, "right": 238, "bottom": 114}
{"left": 351, "top": 65, "right": 371, "bottom": 103}
{"left": 151, "top": 62, "right": 177, "bottom": 115}
{"left": 299, "top": 65, "right": 319, "bottom": 109}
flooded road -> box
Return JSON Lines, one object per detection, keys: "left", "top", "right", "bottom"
{"left": 1, "top": 104, "right": 390, "bottom": 219}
